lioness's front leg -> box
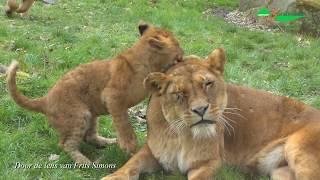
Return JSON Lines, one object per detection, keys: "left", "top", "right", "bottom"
{"left": 102, "top": 144, "right": 160, "bottom": 180}
{"left": 187, "top": 160, "right": 221, "bottom": 180}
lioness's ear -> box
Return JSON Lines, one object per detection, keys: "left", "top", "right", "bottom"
{"left": 207, "top": 48, "right": 226, "bottom": 74}
{"left": 144, "top": 72, "right": 169, "bottom": 95}
{"left": 138, "top": 22, "right": 150, "bottom": 36}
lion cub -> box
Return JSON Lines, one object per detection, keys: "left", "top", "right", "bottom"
{"left": 5, "top": 0, "right": 35, "bottom": 17}
{"left": 7, "top": 23, "right": 183, "bottom": 164}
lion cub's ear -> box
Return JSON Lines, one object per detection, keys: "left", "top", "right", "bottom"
{"left": 138, "top": 22, "right": 150, "bottom": 36}
{"left": 184, "top": 55, "right": 201, "bottom": 61}
{"left": 144, "top": 72, "right": 169, "bottom": 95}
{"left": 207, "top": 48, "right": 226, "bottom": 74}
{"left": 148, "top": 36, "right": 165, "bottom": 50}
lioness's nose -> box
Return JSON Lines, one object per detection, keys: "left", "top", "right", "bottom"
{"left": 191, "top": 104, "right": 209, "bottom": 117}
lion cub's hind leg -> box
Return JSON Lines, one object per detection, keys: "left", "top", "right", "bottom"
{"left": 56, "top": 110, "right": 92, "bottom": 164}
{"left": 15, "top": 0, "right": 35, "bottom": 14}
{"left": 85, "top": 117, "right": 117, "bottom": 148}
{"left": 5, "top": 0, "right": 35, "bottom": 17}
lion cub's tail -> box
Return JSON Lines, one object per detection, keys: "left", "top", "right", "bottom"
{"left": 7, "top": 61, "right": 47, "bottom": 114}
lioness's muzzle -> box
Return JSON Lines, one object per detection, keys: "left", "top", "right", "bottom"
{"left": 190, "top": 119, "right": 215, "bottom": 128}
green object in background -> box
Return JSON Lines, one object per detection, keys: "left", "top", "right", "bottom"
{"left": 257, "top": 8, "right": 305, "bottom": 23}
{"left": 275, "top": 14, "right": 305, "bottom": 23}
{"left": 257, "top": 8, "right": 271, "bottom": 17}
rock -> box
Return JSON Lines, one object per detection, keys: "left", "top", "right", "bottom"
{"left": 239, "top": 0, "right": 266, "bottom": 11}
{"left": 48, "top": 154, "right": 60, "bottom": 161}
{"left": 299, "top": 8, "right": 320, "bottom": 36}
{"left": 43, "top": 0, "right": 57, "bottom": 4}
{"left": 129, "top": 103, "right": 147, "bottom": 123}
{"left": 296, "top": 0, "right": 320, "bottom": 36}
{"left": 211, "top": 7, "right": 230, "bottom": 18}
{"left": 0, "top": 65, "right": 7, "bottom": 74}
{"left": 240, "top": 0, "right": 298, "bottom": 12}
{"left": 268, "top": 0, "right": 296, "bottom": 12}
{"left": 297, "top": 0, "right": 320, "bottom": 9}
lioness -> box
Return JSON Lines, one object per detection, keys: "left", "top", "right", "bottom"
{"left": 7, "top": 23, "right": 183, "bottom": 164}
{"left": 103, "top": 49, "right": 320, "bottom": 180}
{"left": 5, "top": 0, "right": 35, "bottom": 17}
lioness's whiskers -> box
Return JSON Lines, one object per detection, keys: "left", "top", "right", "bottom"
{"left": 175, "top": 121, "right": 185, "bottom": 135}
{"left": 218, "top": 115, "right": 235, "bottom": 136}
{"left": 224, "top": 121, "right": 235, "bottom": 136}
{"left": 221, "top": 114, "right": 237, "bottom": 124}
{"left": 223, "top": 111, "right": 247, "bottom": 120}
{"left": 225, "top": 121, "right": 235, "bottom": 133}
{"left": 217, "top": 117, "right": 228, "bottom": 134}
{"left": 165, "top": 118, "right": 186, "bottom": 136}
{"left": 219, "top": 120, "right": 231, "bottom": 136}
{"left": 224, "top": 107, "right": 242, "bottom": 111}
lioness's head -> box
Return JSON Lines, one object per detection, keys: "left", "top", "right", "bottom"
{"left": 138, "top": 22, "right": 184, "bottom": 70}
{"left": 145, "top": 48, "right": 227, "bottom": 139}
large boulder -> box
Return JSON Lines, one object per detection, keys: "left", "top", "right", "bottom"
{"left": 239, "top": 0, "right": 266, "bottom": 11}
{"left": 297, "top": 0, "right": 320, "bottom": 9}
{"left": 240, "top": 0, "right": 298, "bottom": 12}
{"left": 298, "top": 1, "right": 320, "bottom": 36}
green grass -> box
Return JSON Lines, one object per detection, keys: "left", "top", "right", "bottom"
{"left": 0, "top": 0, "right": 319, "bottom": 179}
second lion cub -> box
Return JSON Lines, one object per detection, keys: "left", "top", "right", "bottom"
{"left": 7, "top": 23, "right": 183, "bottom": 164}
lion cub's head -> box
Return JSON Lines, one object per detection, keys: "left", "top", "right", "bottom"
{"left": 145, "top": 48, "right": 227, "bottom": 139}
{"left": 138, "top": 22, "right": 184, "bottom": 70}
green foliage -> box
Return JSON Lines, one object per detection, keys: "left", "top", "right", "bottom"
{"left": 0, "top": 0, "right": 319, "bottom": 179}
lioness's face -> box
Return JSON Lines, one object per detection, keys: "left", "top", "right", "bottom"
{"left": 138, "top": 23, "right": 184, "bottom": 69}
{"left": 145, "top": 48, "right": 227, "bottom": 139}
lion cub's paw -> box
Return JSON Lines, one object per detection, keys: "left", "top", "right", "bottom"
{"left": 75, "top": 156, "right": 92, "bottom": 165}
{"left": 86, "top": 135, "right": 117, "bottom": 148}
{"left": 118, "top": 135, "right": 137, "bottom": 154}
{"left": 95, "top": 137, "right": 117, "bottom": 148}
{"left": 104, "top": 137, "right": 117, "bottom": 144}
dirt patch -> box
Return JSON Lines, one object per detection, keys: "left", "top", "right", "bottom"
{"left": 204, "top": 7, "right": 275, "bottom": 32}
{"left": 205, "top": 6, "right": 319, "bottom": 37}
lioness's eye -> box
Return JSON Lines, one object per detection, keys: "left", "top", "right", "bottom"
{"left": 176, "top": 92, "right": 184, "bottom": 101}
{"left": 205, "top": 81, "right": 214, "bottom": 87}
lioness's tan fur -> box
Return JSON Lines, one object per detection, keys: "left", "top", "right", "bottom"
{"left": 5, "top": 0, "right": 35, "bottom": 17}
{"left": 103, "top": 51, "right": 320, "bottom": 180}
{"left": 7, "top": 23, "right": 183, "bottom": 163}
{"left": 224, "top": 84, "right": 320, "bottom": 179}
